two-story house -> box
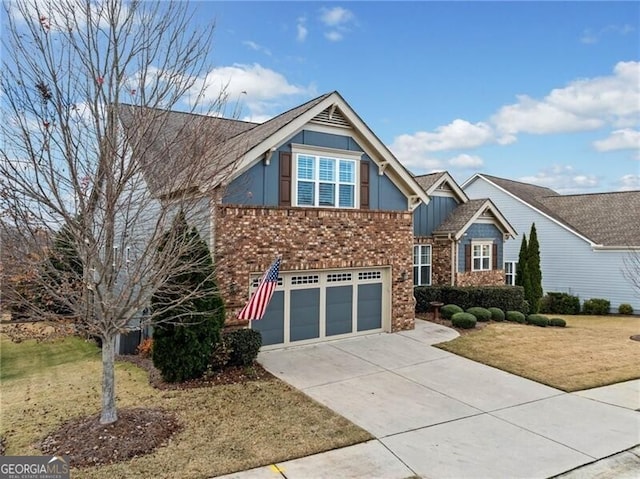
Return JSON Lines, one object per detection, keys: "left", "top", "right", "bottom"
{"left": 126, "top": 92, "right": 516, "bottom": 350}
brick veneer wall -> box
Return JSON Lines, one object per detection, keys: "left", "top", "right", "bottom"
{"left": 414, "top": 237, "right": 453, "bottom": 286}
{"left": 214, "top": 205, "right": 415, "bottom": 331}
{"left": 456, "top": 269, "right": 505, "bottom": 287}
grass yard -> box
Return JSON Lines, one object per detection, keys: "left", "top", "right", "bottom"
{"left": 0, "top": 326, "right": 371, "bottom": 478}
{"left": 435, "top": 315, "right": 640, "bottom": 392}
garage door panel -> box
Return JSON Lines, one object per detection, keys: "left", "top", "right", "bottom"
{"left": 357, "top": 283, "right": 382, "bottom": 332}
{"left": 252, "top": 291, "right": 284, "bottom": 346}
{"left": 290, "top": 288, "right": 320, "bottom": 342}
{"left": 326, "top": 285, "right": 353, "bottom": 336}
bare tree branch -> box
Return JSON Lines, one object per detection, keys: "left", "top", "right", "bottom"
{"left": 1, "top": 0, "right": 241, "bottom": 424}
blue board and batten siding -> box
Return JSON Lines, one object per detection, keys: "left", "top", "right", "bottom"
{"left": 457, "top": 223, "right": 504, "bottom": 272}
{"left": 223, "top": 129, "right": 407, "bottom": 211}
{"left": 413, "top": 196, "right": 458, "bottom": 236}
{"left": 464, "top": 178, "right": 638, "bottom": 311}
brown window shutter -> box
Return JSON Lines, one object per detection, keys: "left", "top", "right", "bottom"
{"left": 279, "top": 152, "right": 292, "bottom": 207}
{"left": 492, "top": 243, "right": 498, "bottom": 270}
{"left": 465, "top": 244, "right": 471, "bottom": 271}
{"left": 360, "top": 161, "right": 369, "bottom": 209}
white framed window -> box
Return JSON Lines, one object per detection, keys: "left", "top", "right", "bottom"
{"left": 505, "top": 261, "right": 517, "bottom": 285}
{"left": 294, "top": 153, "right": 357, "bottom": 208}
{"left": 413, "top": 244, "right": 432, "bottom": 286}
{"left": 472, "top": 241, "right": 492, "bottom": 271}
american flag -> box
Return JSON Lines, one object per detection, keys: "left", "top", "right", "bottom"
{"left": 237, "top": 257, "right": 281, "bottom": 321}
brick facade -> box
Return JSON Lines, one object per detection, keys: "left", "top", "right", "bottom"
{"left": 214, "top": 205, "right": 415, "bottom": 331}
{"left": 414, "top": 236, "right": 453, "bottom": 286}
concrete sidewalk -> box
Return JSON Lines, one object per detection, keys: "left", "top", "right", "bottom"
{"left": 217, "top": 320, "right": 640, "bottom": 479}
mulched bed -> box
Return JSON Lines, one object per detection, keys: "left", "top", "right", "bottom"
{"left": 39, "top": 408, "right": 181, "bottom": 468}
{"left": 35, "top": 355, "right": 274, "bottom": 468}
{"left": 117, "top": 355, "right": 275, "bottom": 389}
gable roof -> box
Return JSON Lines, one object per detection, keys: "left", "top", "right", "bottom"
{"left": 414, "top": 171, "right": 468, "bottom": 203}
{"left": 540, "top": 192, "right": 640, "bottom": 247}
{"left": 433, "top": 198, "right": 517, "bottom": 240}
{"left": 122, "top": 92, "right": 430, "bottom": 208}
{"left": 463, "top": 173, "right": 640, "bottom": 248}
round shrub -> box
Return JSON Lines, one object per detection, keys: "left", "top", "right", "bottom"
{"left": 466, "top": 307, "right": 492, "bottom": 322}
{"left": 488, "top": 307, "right": 505, "bottom": 322}
{"left": 618, "top": 303, "right": 634, "bottom": 315}
{"left": 506, "top": 311, "right": 526, "bottom": 324}
{"left": 223, "top": 328, "right": 263, "bottom": 367}
{"left": 451, "top": 312, "right": 477, "bottom": 329}
{"left": 441, "top": 304, "right": 464, "bottom": 320}
{"left": 527, "top": 314, "right": 549, "bottom": 327}
{"left": 549, "top": 317, "right": 566, "bottom": 327}
{"left": 582, "top": 298, "right": 610, "bottom": 315}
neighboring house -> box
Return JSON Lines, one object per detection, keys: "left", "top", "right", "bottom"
{"left": 463, "top": 173, "right": 640, "bottom": 312}
{"left": 127, "top": 92, "right": 516, "bottom": 349}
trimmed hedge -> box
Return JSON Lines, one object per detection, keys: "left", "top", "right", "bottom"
{"left": 223, "top": 329, "right": 262, "bottom": 366}
{"left": 506, "top": 311, "right": 526, "bottom": 324}
{"left": 582, "top": 298, "right": 611, "bottom": 315}
{"left": 415, "top": 285, "right": 527, "bottom": 313}
{"left": 451, "top": 312, "right": 477, "bottom": 329}
{"left": 540, "top": 292, "right": 581, "bottom": 315}
{"left": 527, "top": 314, "right": 549, "bottom": 327}
{"left": 549, "top": 317, "right": 567, "bottom": 327}
{"left": 488, "top": 307, "right": 505, "bottom": 322}
{"left": 466, "top": 307, "right": 492, "bottom": 322}
{"left": 441, "top": 304, "right": 464, "bottom": 320}
{"left": 618, "top": 303, "right": 634, "bottom": 315}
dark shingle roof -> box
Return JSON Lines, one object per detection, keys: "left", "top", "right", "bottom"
{"left": 479, "top": 174, "right": 640, "bottom": 247}
{"left": 119, "top": 92, "right": 334, "bottom": 196}
{"left": 433, "top": 199, "right": 490, "bottom": 235}
{"left": 539, "top": 192, "right": 640, "bottom": 246}
{"left": 413, "top": 172, "right": 446, "bottom": 191}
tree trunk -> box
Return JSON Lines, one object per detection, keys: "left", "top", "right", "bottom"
{"left": 100, "top": 334, "right": 118, "bottom": 424}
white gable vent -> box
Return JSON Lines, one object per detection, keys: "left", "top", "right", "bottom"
{"left": 311, "top": 105, "right": 351, "bottom": 129}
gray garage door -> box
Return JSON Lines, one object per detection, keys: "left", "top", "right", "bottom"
{"left": 251, "top": 267, "right": 389, "bottom": 348}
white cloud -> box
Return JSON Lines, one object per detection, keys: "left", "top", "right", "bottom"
{"left": 296, "top": 16, "right": 308, "bottom": 42}
{"left": 448, "top": 154, "right": 484, "bottom": 169}
{"left": 518, "top": 165, "right": 600, "bottom": 194}
{"left": 387, "top": 139, "right": 444, "bottom": 172}
{"left": 580, "top": 24, "right": 635, "bottom": 44}
{"left": 593, "top": 129, "right": 640, "bottom": 152}
{"left": 492, "top": 96, "right": 604, "bottom": 137}
{"left": 325, "top": 31, "right": 343, "bottom": 42}
{"left": 617, "top": 174, "right": 640, "bottom": 191}
{"left": 320, "top": 7, "right": 354, "bottom": 27}
{"left": 242, "top": 40, "right": 271, "bottom": 56}
{"left": 390, "top": 120, "right": 494, "bottom": 154}
{"left": 188, "top": 64, "right": 316, "bottom": 121}
{"left": 318, "top": 6, "right": 355, "bottom": 42}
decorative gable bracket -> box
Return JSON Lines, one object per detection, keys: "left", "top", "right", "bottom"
{"left": 378, "top": 161, "right": 389, "bottom": 176}
{"left": 264, "top": 147, "right": 276, "bottom": 166}
{"left": 408, "top": 195, "right": 422, "bottom": 211}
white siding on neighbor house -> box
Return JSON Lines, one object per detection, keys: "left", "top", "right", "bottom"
{"left": 464, "top": 178, "right": 638, "bottom": 312}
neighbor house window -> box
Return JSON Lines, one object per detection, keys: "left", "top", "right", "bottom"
{"left": 413, "top": 244, "right": 432, "bottom": 286}
{"left": 472, "top": 241, "right": 492, "bottom": 271}
{"left": 505, "top": 261, "right": 517, "bottom": 285}
{"left": 295, "top": 154, "right": 356, "bottom": 208}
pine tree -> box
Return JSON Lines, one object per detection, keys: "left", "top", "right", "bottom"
{"left": 151, "top": 212, "right": 225, "bottom": 383}
{"left": 527, "top": 223, "right": 543, "bottom": 313}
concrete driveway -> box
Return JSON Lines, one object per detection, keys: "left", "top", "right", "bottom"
{"left": 248, "top": 320, "right": 640, "bottom": 479}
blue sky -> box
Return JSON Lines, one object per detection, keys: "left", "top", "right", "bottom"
{"left": 187, "top": 1, "right": 639, "bottom": 194}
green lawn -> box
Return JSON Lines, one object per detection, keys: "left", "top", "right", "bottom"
{"left": 0, "top": 327, "right": 371, "bottom": 478}
{"left": 436, "top": 315, "right": 640, "bottom": 392}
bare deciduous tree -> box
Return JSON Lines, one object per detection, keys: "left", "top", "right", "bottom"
{"left": 1, "top": 0, "right": 240, "bottom": 424}
{"left": 623, "top": 251, "right": 640, "bottom": 301}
